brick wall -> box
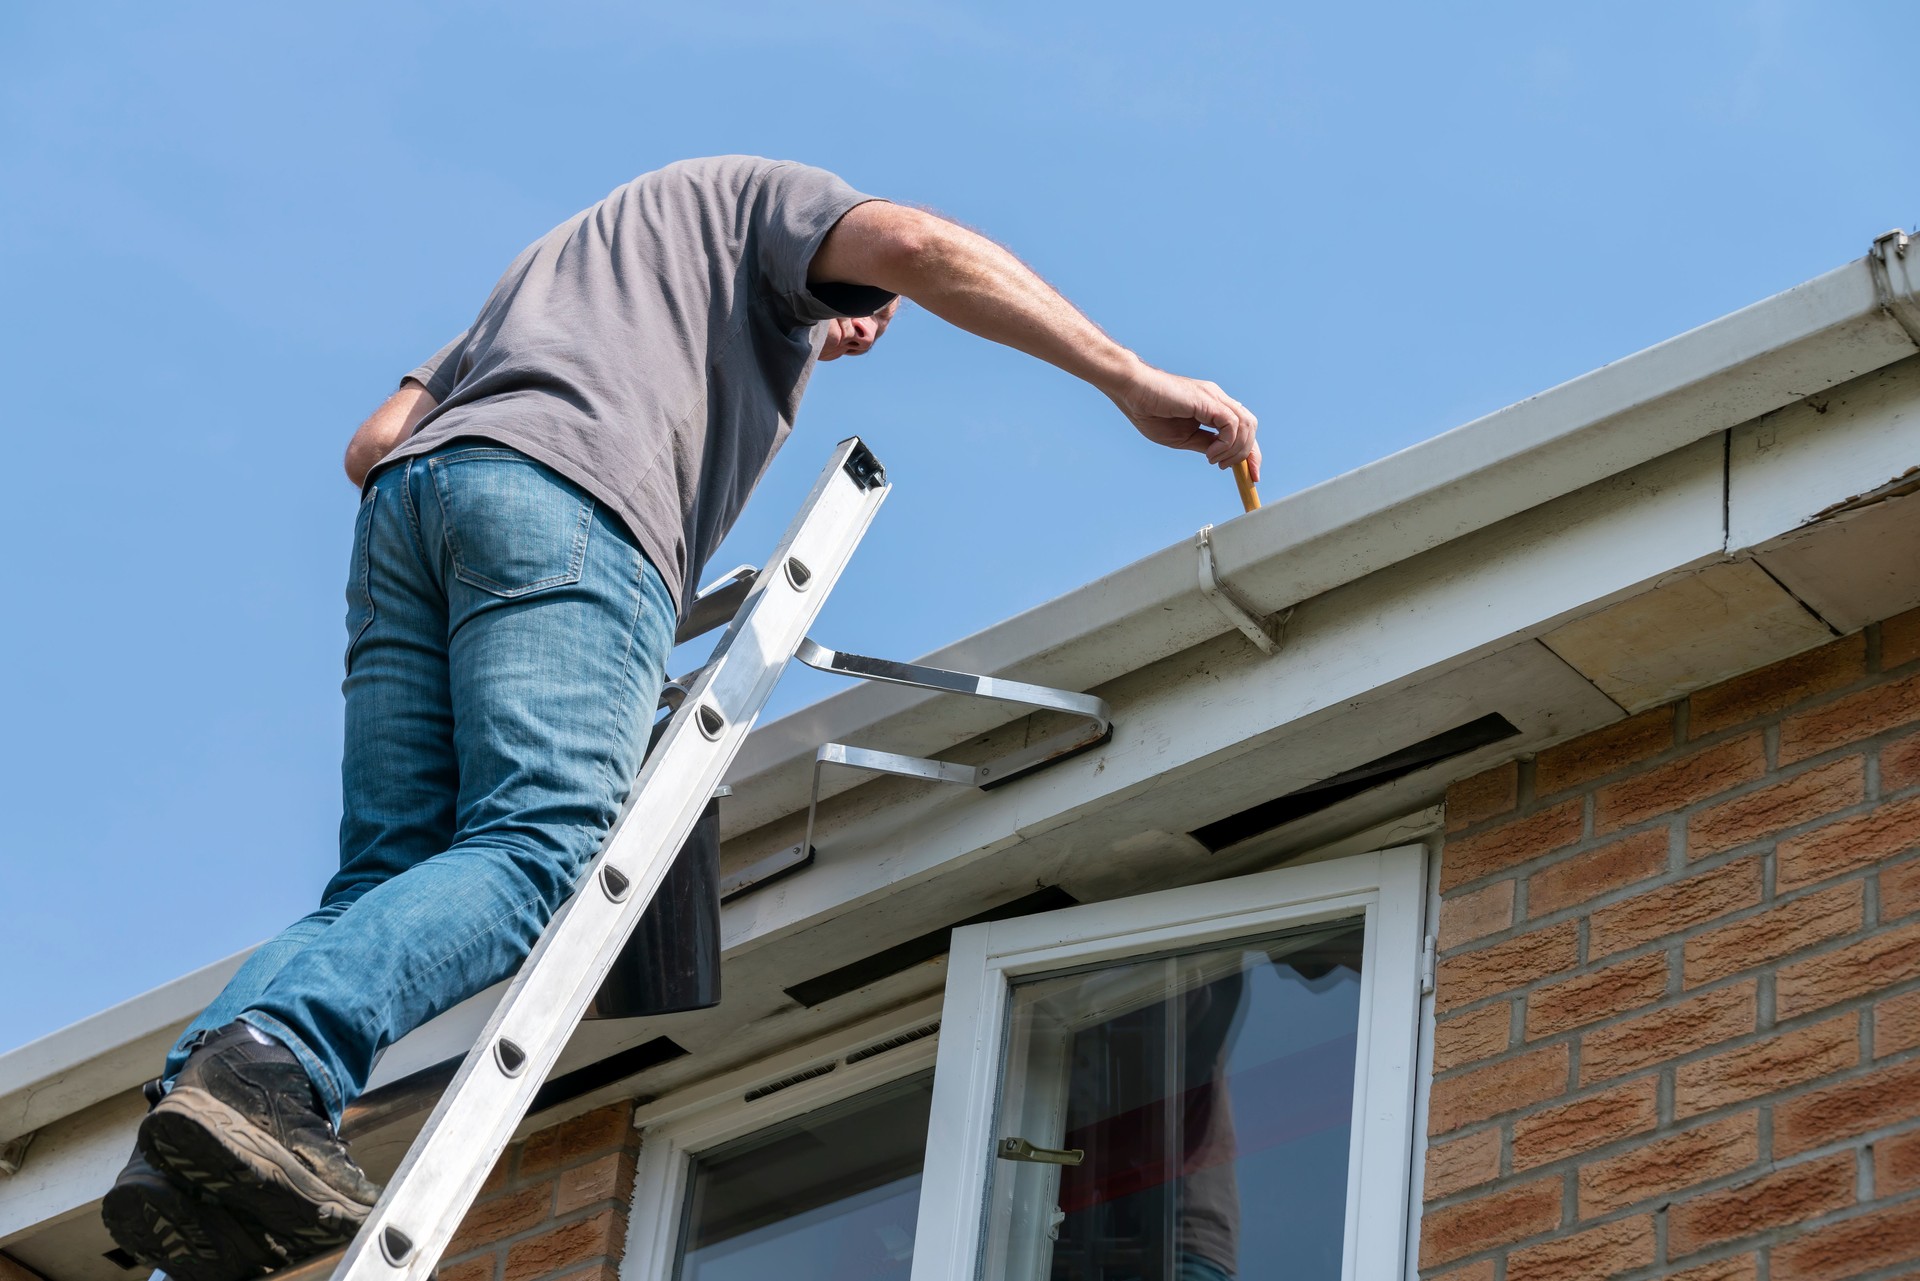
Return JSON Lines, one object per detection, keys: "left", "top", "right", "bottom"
{"left": 436, "top": 1102, "right": 641, "bottom": 1281}
{"left": 1423, "top": 611, "right": 1920, "bottom": 1281}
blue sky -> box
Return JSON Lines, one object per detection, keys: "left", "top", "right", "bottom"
{"left": 1, "top": 0, "right": 1912, "bottom": 1050}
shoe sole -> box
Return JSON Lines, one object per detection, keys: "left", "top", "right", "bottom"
{"left": 141, "top": 1089, "right": 375, "bottom": 1252}
{"left": 101, "top": 1169, "right": 279, "bottom": 1281}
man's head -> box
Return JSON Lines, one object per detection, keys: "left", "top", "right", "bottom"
{"left": 819, "top": 296, "right": 901, "bottom": 361}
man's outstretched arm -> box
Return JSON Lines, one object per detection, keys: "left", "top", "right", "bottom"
{"left": 344, "top": 380, "right": 439, "bottom": 487}
{"left": 809, "top": 202, "right": 1259, "bottom": 478}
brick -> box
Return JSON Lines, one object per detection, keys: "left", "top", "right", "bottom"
{"left": 1880, "top": 991, "right": 1920, "bottom": 1058}
{"left": 1594, "top": 734, "right": 1766, "bottom": 835}
{"left": 1878, "top": 1128, "right": 1920, "bottom": 1195}
{"left": 1771, "top": 1198, "right": 1920, "bottom": 1281}
{"left": 1511, "top": 1075, "right": 1658, "bottom": 1170}
{"left": 1427, "top": 1263, "right": 1495, "bottom": 1281}
{"left": 1667, "top": 1152, "right": 1854, "bottom": 1256}
{"left": 1433, "top": 1002, "right": 1512, "bottom": 1074}
{"left": 1885, "top": 730, "right": 1920, "bottom": 793}
{"left": 1774, "top": 1057, "right": 1920, "bottom": 1157}
{"left": 1505, "top": 1213, "right": 1655, "bottom": 1281}
{"left": 446, "top": 1185, "right": 552, "bottom": 1257}
{"left": 502, "top": 1210, "right": 620, "bottom": 1281}
{"left": 1525, "top": 953, "right": 1668, "bottom": 1040}
{"left": 1424, "top": 1127, "right": 1502, "bottom": 1200}
{"left": 1429, "top": 1043, "right": 1570, "bottom": 1136}
{"left": 1443, "top": 800, "right": 1585, "bottom": 891}
{"left": 555, "top": 1150, "right": 632, "bottom": 1215}
{"left": 1589, "top": 857, "right": 1764, "bottom": 959}
{"left": 1536, "top": 707, "right": 1675, "bottom": 796}
{"left": 1417, "top": 1176, "right": 1563, "bottom": 1269}
{"left": 1885, "top": 856, "right": 1920, "bottom": 918}
{"left": 1668, "top": 1256, "right": 1759, "bottom": 1281}
{"left": 1683, "top": 881, "right": 1865, "bottom": 988}
{"left": 1777, "top": 919, "right": 1920, "bottom": 1018}
{"left": 1687, "top": 757, "right": 1866, "bottom": 859}
{"left": 1689, "top": 634, "right": 1868, "bottom": 738}
{"left": 436, "top": 1259, "right": 496, "bottom": 1281}
{"left": 1675, "top": 1013, "right": 1858, "bottom": 1118}
{"left": 1448, "top": 764, "right": 1518, "bottom": 832}
{"left": 1778, "top": 794, "right": 1920, "bottom": 892}
{"left": 1435, "top": 922, "right": 1580, "bottom": 1012}
{"left": 1580, "top": 982, "right": 1757, "bottom": 1085}
{"left": 1438, "top": 880, "right": 1515, "bottom": 952}
{"left": 1526, "top": 829, "right": 1668, "bottom": 917}
{"left": 1577, "top": 1111, "right": 1759, "bottom": 1217}
{"left": 1782, "top": 669, "right": 1920, "bottom": 764}
{"left": 479, "top": 1149, "right": 513, "bottom": 1196}
{"left": 518, "top": 1103, "right": 632, "bottom": 1177}
{"left": 1886, "top": 608, "right": 1920, "bottom": 670}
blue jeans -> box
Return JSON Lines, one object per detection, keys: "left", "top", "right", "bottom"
{"left": 165, "top": 443, "right": 675, "bottom": 1126}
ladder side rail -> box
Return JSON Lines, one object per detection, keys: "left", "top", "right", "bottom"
{"left": 330, "top": 439, "right": 889, "bottom": 1281}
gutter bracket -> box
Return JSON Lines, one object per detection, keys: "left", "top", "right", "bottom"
{"left": 1196, "top": 524, "right": 1283, "bottom": 655}
{"left": 1870, "top": 229, "right": 1920, "bottom": 349}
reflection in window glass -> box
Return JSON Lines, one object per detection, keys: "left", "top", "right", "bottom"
{"left": 674, "top": 1073, "right": 934, "bottom": 1281}
{"left": 984, "top": 922, "right": 1365, "bottom": 1281}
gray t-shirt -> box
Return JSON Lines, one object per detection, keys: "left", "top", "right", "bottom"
{"left": 381, "top": 156, "right": 894, "bottom": 612}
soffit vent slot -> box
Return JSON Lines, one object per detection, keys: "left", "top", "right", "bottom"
{"left": 530, "top": 1035, "right": 689, "bottom": 1116}
{"left": 784, "top": 887, "right": 1078, "bottom": 1009}
{"left": 744, "top": 1062, "right": 837, "bottom": 1103}
{"left": 845, "top": 1021, "right": 941, "bottom": 1066}
{"left": 1189, "top": 713, "right": 1521, "bottom": 853}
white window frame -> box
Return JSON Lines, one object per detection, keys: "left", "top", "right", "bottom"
{"left": 907, "top": 846, "right": 1428, "bottom": 1281}
{"left": 619, "top": 995, "right": 945, "bottom": 1281}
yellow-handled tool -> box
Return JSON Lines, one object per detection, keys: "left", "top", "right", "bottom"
{"left": 1232, "top": 459, "right": 1260, "bottom": 513}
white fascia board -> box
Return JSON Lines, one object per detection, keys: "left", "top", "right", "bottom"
{"left": 725, "top": 252, "right": 1918, "bottom": 834}
{"left": 0, "top": 952, "right": 243, "bottom": 1145}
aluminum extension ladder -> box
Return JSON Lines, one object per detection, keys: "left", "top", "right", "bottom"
{"left": 206, "top": 436, "right": 1110, "bottom": 1281}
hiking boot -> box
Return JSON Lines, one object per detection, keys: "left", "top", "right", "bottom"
{"left": 139, "top": 1023, "right": 381, "bottom": 1258}
{"left": 100, "top": 1146, "right": 289, "bottom": 1281}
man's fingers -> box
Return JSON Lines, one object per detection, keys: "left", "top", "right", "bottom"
{"left": 1200, "top": 395, "right": 1251, "bottom": 467}
{"left": 1176, "top": 423, "right": 1217, "bottom": 454}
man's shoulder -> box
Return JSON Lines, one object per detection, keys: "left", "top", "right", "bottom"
{"left": 631, "top": 155, "right": 842, "bottom": 194}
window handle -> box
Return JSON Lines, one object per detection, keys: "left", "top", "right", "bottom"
{"left": 997, "top": 1137, "right": 1084, "bottom": 1166}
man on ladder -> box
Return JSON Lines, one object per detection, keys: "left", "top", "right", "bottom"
{"left": 102, "top": 155, "right": 1260, "bottom": 1281}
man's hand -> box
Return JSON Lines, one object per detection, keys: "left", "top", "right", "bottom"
{"left": 1109, "top": 365, "right": 1260, "bottom": 480}
{"left": 810, "top": 202, "right": 1259, "bottom": 481}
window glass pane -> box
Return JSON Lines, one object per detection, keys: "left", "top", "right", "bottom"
{"left": 675, "top": 1073, "right": 934, "bottom": 1281}
{"left": 983, "top": 921, "right": 1364, "bottom": 1281}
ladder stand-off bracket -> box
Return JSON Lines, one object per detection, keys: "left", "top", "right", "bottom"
{"left": 782, "top": 638, "right": 1113, "bottom": 868}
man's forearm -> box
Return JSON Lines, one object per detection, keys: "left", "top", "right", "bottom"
{"left": 885, "top": 217, "right": 1142, "bottom": 394}
{"left": 344, "top": 382, "right": 438, "bottom": 486}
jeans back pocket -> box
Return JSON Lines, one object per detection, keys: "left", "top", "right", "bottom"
{"left": 429, "top": 449, "right": 594, "bottom": 598}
